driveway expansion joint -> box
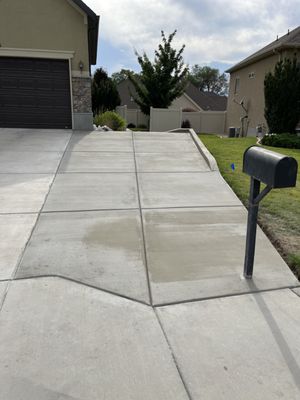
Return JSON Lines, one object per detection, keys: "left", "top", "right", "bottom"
{"left": 2, "top": 275, "right": 299, "bottom": 310}
{"left": 132, "top": 131, "right": 154, "bottom": 306}
{"left": 11, "top": 131, "right": 75, "bottom": 282}
{"left": 154, "top": 308, "right": 193, "bottom": 400}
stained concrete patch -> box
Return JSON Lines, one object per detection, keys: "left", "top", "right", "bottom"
{"left": 17, "top": 210, "right": 149, "bottom": 302}
{"left": 0, "top": 278, "right": 189, "bottom": 400}
{"left": 0, "top": 174, "right": 54, "bottom": 213}
{"left": 43, "top": 173, "right": 138, "bottom": 212}
{"left": 0, "top": 214, "right": 37, "bottom": 280}
{"left": 135, "top": 152, "right": 210, "bottom": 172}
{"left": 157, "top": 289, "right": 300, "bottom": 399}
{"left": 134, "top": 139, "right": 198, "bottom": 153}
{"left": 0, "top": 129, "right": 71, "bottom": 152}
{"left": 143, "top": 208, "right": 298, "bottom": 304}
{"left": 68, "top": 132, "right": 133, "bottom": 152}
{"left": 139, "top": 171, "right": 240, "bottom": 208}
{"left": 0, "top": 151, "right": 63, "bottom": 173}
{"left": 59, "top": 151, "right": 135, "bottom": 173}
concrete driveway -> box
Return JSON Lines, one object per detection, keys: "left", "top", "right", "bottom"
{"left": 0, "top": 128, "right": 299, "bottom": 399}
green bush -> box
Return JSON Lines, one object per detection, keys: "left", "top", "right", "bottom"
{"left": 264, "top": 58, "right": 300, "bottom": 134}
{"left": 94, "top": 111, "right": 126, "bottom": 131}
{"left": 261, "top": 133, "right": 300, "bottom": 149}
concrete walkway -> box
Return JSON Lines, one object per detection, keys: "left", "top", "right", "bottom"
{"left": 0, "top": 128, "right": 299, "bottom": 399}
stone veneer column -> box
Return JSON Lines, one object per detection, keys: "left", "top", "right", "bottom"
{"left": 72, "top": 76, "right": 93, "bottom": 130}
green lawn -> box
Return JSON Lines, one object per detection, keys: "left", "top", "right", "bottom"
{"left": 199, "top": 134, "right": 300, "bottom": 278}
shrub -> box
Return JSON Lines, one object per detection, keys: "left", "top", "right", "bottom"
{"left": 127, "top": 123, "right": 136, "bottom": 129}
{"left": 181, "top": 119, "right": 191, "bottom": 128}
{"left": 94, "top": 111, "right": 126, "bottom": 131}
{"left": 264, "top": 58, "right": 300, "bottom": 133}
{"left": 261, "top": 133, "right": 300, "bottom": 149}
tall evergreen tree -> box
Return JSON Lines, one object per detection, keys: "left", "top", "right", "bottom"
{"left": 128, "top": 31, "right": 188, "bottom": 115}
{"left": 92, "top": 68, "right": 120, "bottom": 115}
{"left": 264, "top": 58, "right": 300, "bottom": 134}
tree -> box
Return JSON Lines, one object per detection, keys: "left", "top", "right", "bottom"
{"left": 92, "top": 68, "right": 120, "bottom": 115}
{"left": 111, "top": 69, "right": 138, "bottom": 84}
{"left": 128, "top": 30, "right": 189, "bottom": 115}
{"left": 189, "top": 65, "right": 228, "bottom": 95}
{"left": 264, "top": 58, "right": 300, "bottom": 134}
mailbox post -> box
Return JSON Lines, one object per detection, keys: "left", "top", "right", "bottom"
{"left": 243, "top": 146, "right": 298, "bottom": 278}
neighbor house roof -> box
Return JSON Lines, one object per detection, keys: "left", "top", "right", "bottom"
{"left": 71, "top": 0, "right": 99, "bottom": 65}
{"left": 117, "top": 79, "right": 140, "bottom": 109}
{"left": 117, "top": 80, "right": 227, "bottom": 111}
{"left": 185, "top": 82, "right": 227, "bottom": 111}
{"left": 226, "top": 26, "right": 300, "bottom": 73}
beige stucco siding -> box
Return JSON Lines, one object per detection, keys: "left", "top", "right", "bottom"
{"left": 226, "top": 49, "right": 300, "bottom": 135}
{"left": 0, "top": 0, "right": 89, "bottom": 72}
{"left": 226, "top": 54, "right": 280, "bottom": 135}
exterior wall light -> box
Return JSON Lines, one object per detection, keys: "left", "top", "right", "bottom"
{"left": 79, "top": 61, "right": 84, "bottom": 72}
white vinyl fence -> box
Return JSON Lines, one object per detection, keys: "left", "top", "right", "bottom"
{"left": 150, "top": 107, "right": 226, "bottom": 134}
{"left": 116, "top": 106, "right": 149, "bottom": 128}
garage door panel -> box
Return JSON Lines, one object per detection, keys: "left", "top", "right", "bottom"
{"left": 0, "top": 57, "right": 72, "bottom": 129}
{"left": 0, "top": 78, "right": 17, "bottom": 89}
{"left": 54, "top": 80, "right": 71, "bottom": 91}
{"left": 0, "top": 111, "right": 71, "bottom": 129}
{"left": 1, "top": 94, "right": 36, "bottom": 107}
{"left": 19, "top": 79, "right": 37, "bottom": 90}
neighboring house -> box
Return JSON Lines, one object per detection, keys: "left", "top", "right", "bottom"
{"left": 172, "top": 82, "right": 227, "bottom": 112}
{"left": 117, "top": 79, "right": 227, "bottom": 113}
{"left": 0, "top": 0, "right": 99, "bottom": 130}
{"left": 226, "top": 26, "right": 300, "bottom": 136}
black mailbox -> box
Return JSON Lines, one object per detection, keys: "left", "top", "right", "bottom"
{"left": 242, "top": 145, "right": 298, "bottom": 279}
{"left": 243, "top": 146, "right": 298, "bottom": 188}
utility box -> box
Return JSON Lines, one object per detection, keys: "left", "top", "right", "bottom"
{"left": 228, "top": 127, "right": 236, "bottom": 137}
{"left": 243, "top": 146, "right": 298, "bottom": 188}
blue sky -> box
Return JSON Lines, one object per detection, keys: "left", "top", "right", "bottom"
{"left": 84, "top": 0, "right": 300, "bottom": 76}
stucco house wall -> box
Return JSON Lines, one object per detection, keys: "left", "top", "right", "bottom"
{"left": 0, "top": 0, "right": 99, "bottom": 130}
{"left": 226, "top": 30, "right": 300, "bottom": 136}
{"left": 226, "top": 54, "right": 279, "bottom": 136}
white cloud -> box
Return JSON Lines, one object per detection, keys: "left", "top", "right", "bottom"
{"left": 84, "top": 0, "right": 299, "bottom": 70}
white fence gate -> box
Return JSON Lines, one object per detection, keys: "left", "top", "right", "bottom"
{"left": 150, "top": 107, "right": 226, "bottom": 134}
{"left": 116, "top": 106, "right": 149, "bottom": 128}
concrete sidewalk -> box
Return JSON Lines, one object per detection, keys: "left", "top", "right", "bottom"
{"left": 0, "top": 128, "right": 299, "bottom": 399}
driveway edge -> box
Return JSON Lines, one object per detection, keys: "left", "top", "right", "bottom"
{"left": 168, "top": 128, "right": 218, "bottom": 171}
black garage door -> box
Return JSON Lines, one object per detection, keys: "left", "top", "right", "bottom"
{"left": 0, "top": 57, "right": 72, "bottom": 129}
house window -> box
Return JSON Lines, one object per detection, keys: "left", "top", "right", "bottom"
{"left": 234, "top": 77, "right": 240, "bottom": 94}
{"left": 248, "top": 72, "right": 255, "bottom": 79}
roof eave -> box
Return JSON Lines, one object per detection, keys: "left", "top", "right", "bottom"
{"left": 88, "top": 15, "right": 100, "bottom": 66}
{"left": 182, "top": 92, "right": 203, "bottom": 111}
{"left": 226, "top": 43, "right": 300, "bottom": 74}
{"left": 71, "top": 0, "right": 98, "bottom": 20}
{"left": 71, "top": 0, "right": 100, "bottom": 66}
